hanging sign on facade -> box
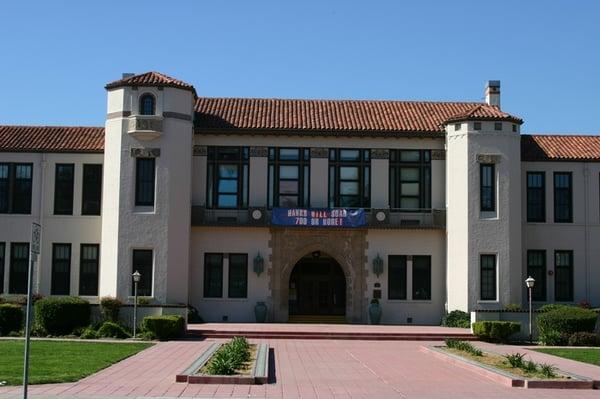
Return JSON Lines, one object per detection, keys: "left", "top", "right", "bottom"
{"left": 271, "top": 208, "right": 366, "bottom": 227}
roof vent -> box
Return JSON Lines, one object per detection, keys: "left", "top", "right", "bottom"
{"left": 485, "top": 80, "right": 501, "bottom": 108}
{"left": 122, "top": 72, "right": 135, "bottom": 79}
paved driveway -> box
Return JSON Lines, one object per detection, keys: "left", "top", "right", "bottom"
{"left": 0, "top": 339, "right": 598, "bottom": 398}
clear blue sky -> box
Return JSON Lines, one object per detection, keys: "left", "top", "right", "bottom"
{"left": 1, "top": 1, "right": 599, "bottom": 134}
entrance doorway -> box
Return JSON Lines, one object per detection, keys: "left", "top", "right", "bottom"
{"left": 288, "top": 252, "right": 346, "bottom": 316}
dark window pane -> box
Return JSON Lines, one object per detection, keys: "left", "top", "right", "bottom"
{"left": 480, "top": 254, "right": 496, "bottom": 300}
{"left": 9, "top": 243, "right": 29, "bottom": 294}
{"left": 82, "top": 164, "right": 102, "bottom": 215}
{"left": 228, "top": 254, "right": 248, "bottom": 298}
{"left": 135, "top": 158, "right": 155, "bottom": 206}
{"left": 555, "top": 251, "right": 573, "bottom": 301}
{"left": 480, "top": 164, "right": 495, "bottom": 212}
{"left": 132, "top": 250, "right": 153, "bottom": 296}
{"left": 0, "top": 243, "right": 4, "bottom": 294}
{"left": 0, "top": 164, "right": 8, "bottom": 213}
{"left": 527, "top": 172, "right": 545, "bottom": 222}
{"left": 554, "top": 172, "right": 572, "bottom": 223}
{"left": 527, "top": 250, "right": 546, "bottom": 301}
{"left": 12, "top": 164, "right": 33, "bottom": 214}
{"left": 388, "top": 255, "right": 407, "bottom": 300}
{"left": 412, "top": 256, "right": 431, "bottom": 300}
{"left": 139, "top": 94, "right": 155, "bottom": 115}
{"left": 204, "top": 253, "right": 223, "bottom": 298}
{"left": 79, "top": 244, "right": 99, "bottom": 296}
{"left": 400, "top": 150, "right": 420, "bottom": 162}
{"left": 54, "top": 164, "right": 74, "bottom": 215}
{"left": 51, "top": 244, "right": 71, "bottom": 295}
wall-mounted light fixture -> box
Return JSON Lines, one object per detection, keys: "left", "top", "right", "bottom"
{"left": 372, "top": 254, "right": 383, "bottom": 278}
{"left": 253, "top": 252, "right": 264, "bottom": 276}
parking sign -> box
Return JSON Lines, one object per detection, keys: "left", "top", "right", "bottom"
{"left": 31, "top": 223, "right": 41, "bottom": 254}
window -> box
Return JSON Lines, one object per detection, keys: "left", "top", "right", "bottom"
{"left": 228, "top": 254, "right": 248, "bottom": 298}
{"left": 527, "top": 250, "right": 546, "bottom": 301}
{"left": 135, "top": 158, "right": 155, "bottom": 206}
{"left": 268, "top": 148, "right": 310, "bottom": 208}
{"left": 54, "top": 164, "right": 74, "bottom": 215}
{"left": 79, "top": 244, "right": 99, "bottom": 296}
{"left": 526, "top": 172, "right": 545, "bottom": 222}
{"left": 474, "top": 122, "right": 482, "bottom": 130}
{"left": 454, "top": 123, "right": 461, "bottom": 131}
{"left": 555, "top": 250, "right": 573, "bottom": 301}
{"left": 206, "top": 147, "right": 249, "bottom": 209}
{"left": 0, "top": 243, "right": 4, "bottom": 294}
{"left": 139, "top": 94, "right": 155, "bottom": 115}
{"left": 82, "top": 164, "right": 102, "bottom": 215}
{"left": 0, "top": 163, "right": 33, "bottom": 214}
{"left": 512, "top": 124, "right": 517, "bottom": 132}
{"left": 494, "top": 122, "right": 502, "bottom": 131}
{"left": 329, "top": 149, "right": 370, "bottom": 208}
{"left": 389, "top": 150, "right": 431, "bottom": 211}
{"left": 554, "top": 172, "right": 572, "bottom": 223}
{"left": 480, "top": 254, "right": 496, "bottom": 300}
{"left": 388, "top": 255, "right": 407, "bottom": 300}
{"left": 132, "top": 249, "right": 153, "bottom": 296}
{"left": 9, "top": 243, "right": 29, "bottom": 294}
{"left": 412, "top": 256, "right": 431, "bottom": 300}
{"left": 480, "top": 164, "right": 495, "bottom": 212}
{"left": 204, "top": 253, "right": 223, "bottom": 298}
{"left": 51, "top": 244, "right": 71, "bottom": 295}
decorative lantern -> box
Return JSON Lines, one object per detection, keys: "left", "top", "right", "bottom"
{"left": 253, "top": 252, "right": 264, "bottom": 276}
{"left": 372, "top": 254, "right": 384, "bottom": 278}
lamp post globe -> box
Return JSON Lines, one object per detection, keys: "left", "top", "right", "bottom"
{"left": 525, "top": 276, "right": 535, "bottom": 289}
{"left": 132, "top": 270, "right": 141, "bottom": 283}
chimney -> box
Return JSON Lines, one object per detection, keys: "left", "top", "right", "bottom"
{"left": 485, "top": 80, "right": 501, "bottom": 108}
{"left": 122, "top": 72, "right": 135, "bottom": 79}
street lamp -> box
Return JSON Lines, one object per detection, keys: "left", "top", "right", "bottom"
{"left": 132, "top": 271, "right": 141, "bottom": 339}
{"left": 525, "top": 276, "right": 535, "bottom": 344}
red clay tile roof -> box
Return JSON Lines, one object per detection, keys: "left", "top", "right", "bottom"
{"left": 443, "top": 104, "right": 523, "bottom": 124}
{"left": 195, "top": 97, "right": 521, "bottom": 135}
{"left": 0, "top": 125, "right": 104, "bottom": 153}
{"left": 522, "top": 134, "right": 600, "bottom": 161}
{"left": 105, "top": 71, "right": 197, "bottom": 96}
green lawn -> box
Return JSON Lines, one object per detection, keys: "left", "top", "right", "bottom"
{"left": 0, "top": 340, "right": 152, "bottom": 385}
{"left": 534, "top": 348, "right": 600, "bottom": 367}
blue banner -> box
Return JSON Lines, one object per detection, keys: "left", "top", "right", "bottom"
{"left": 271, "top": 208, "right": 366, "bottom": 227}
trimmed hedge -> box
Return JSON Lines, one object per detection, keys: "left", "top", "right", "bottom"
{"left": 97, "top": 321, "right": 131, "bottom": 339}
{"left": 34, "top": 296, "right": 90, "bottom": 336}
{"left": 100, "top": 296, "right": 123, "bottom": 323}
{"left": 441, "top": 310, "right": 471, "bottom": 328}
{"left": 537, "top": 306, "right": 597, "bottom": 346}
{"left": 0, "top": 303, "right": 23, "bottom": 335}
{"left": 472, "top": 321, "right": 520, "bottom": 342}
{"left": 141, "top": 315, "right": 185, "bottom": 341}
{"left": 568, "top": 332, "right": 599, "bottom": 347}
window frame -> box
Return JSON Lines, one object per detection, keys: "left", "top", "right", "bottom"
{"left": 51, "top": 243, "right": 71, "bottom": 295}
{"left": 81, "top": 164, "right": 102, "bottom": 215}
{"left": 0, "top": 163, "right": 33, "bottom": 214}
{"left": 554, "top": 172, "right": 573, "bottom": 223}
{"left": 480, "top": 254, "right": 497, "bottom": 301}
{"left": 267, "top": 148, "right": 310, "bottom": 208}
{"left": 139, "top": 93, "right": 156, "bottom": 116}
{"left": 203, "top": 253, "right": 223, "bottom": 298}
{"left": 526, "top": 250, "right": 547, "bottom": 301}
{"left": 389, "top": 150, "right": 431, "bottom": 212}
{"left": 387, "top": 255, "right": 407, "bottom": 300}
{"left": 9, "top": 242, "right": 29, "bottom": 294}
{"left": 206, "top": 147, "right": 249, "bottom": 209}
{"left": 228, "top": 253, "right": 248, "bottom": 298}
{"left": 526, "top": 171, "right": 545, "bottom": 222}
{"left": 54, "top": 163, "right": 75, "bottom": 215}
{"left": 480, "top": 163, "right": 496, "bottom": 213}
{"left": 328, "top": 148, "right": 371, "bottom": 208}
{"left": 554, "top": 250, "right": 573, "bottom": 302}
{"left": 135, "top": 158, "right": 156, "bottom": 207}
{"left": 79, "top": 244, "right": 99, "bottom": 296}
{"left": 132, "top": 249, "right": 153, "bottom": 296}
{"left": 412, "top": 255, "right": 431, "bottom": 300}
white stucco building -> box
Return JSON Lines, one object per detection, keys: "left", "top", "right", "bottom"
{"left": 1, "top": 72, "right": 598, "bottom": 324}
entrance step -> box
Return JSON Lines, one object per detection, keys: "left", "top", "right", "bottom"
{"left": 288, "top": 315, "right": 346, "bottom": 324}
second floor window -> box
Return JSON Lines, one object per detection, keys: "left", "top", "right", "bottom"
{"left": 268, "top": 148, "right": 310, "bottom": 208}
{"left": 480, "top": 164, "right": 496, "bottom": 212}
{"left": 139, "top": 94, "right": 156, "bottom": 115}
{"left": 0, "top": 163, "right": 33, "bottom": 214}
{"left": 526, "top": 172, "right": 545, "bottom": 222}
{"left": 554, "top": 172, "right": 572, "bottom": 223}
{"left": 329, "top": 149, "right": 370, "bottom": 208}
{"left": 135, "top": 158, "right": 156, "bottom": 207}
{"left": 82, "top": 164, "right": 102, "bottom": 215}
{"left": 54, "top": 164, "right": 74, "bottom": 215}
{"left": 389, "top": 150, "right": 431, "bottom": 211}
{"left": 207, "top": 147, "right": 249, "bottom": 209}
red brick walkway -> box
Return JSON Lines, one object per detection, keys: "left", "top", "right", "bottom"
{"left": 1, "top": 339, "right": 599, "bottom": 398}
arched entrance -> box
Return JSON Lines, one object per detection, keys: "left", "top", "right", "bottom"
{"left": 288, "top": 251, "right": 346, "bottom": 316}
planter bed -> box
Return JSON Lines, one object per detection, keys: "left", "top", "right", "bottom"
{"left": 421, "top": 345, "right": 595, "bottom": 389}
{"left": 176, "top": 342, "right": 269, "bottom": 384}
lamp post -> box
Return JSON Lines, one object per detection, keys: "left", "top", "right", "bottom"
{"left": 132, "top": 271, "right": 141, "bottom": 339}
{"left": 525, "top": 276, "right": 535, "bottom": 344}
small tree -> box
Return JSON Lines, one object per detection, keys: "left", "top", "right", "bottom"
{"left": 100, "top": 296, "right": 123, "bottom": 323}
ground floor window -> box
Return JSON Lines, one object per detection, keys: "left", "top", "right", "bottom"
{"left": 527, "top": 250, "right": 546, "bottom": 301}
{"left": 412, "top": 256, "right": 431, "bottom": 300}
{"left": 79, "top": 244, "right": 99, "bottom": 296}
{"left": 388, "top": 255, "right": 407, "bottom": 300}
{"left": 228, "top": 254, "right": 248, "bottom": 298}
{"left": 9, "top": 242, "right": 29, "bottom": 294}
{"left": 51, "top": 243, "right": 71, "bottom": 295}
{"left": 204, "top": 253, "right": 223, "bottom": 298}
{"left": 554, "top": 250, "right": 573, "bottom": 301}
{"left": 480, "top": 254, "right": 497, "bottom": 301}
{"left": 132, "top": 249, "right": 153, "bottom": 296}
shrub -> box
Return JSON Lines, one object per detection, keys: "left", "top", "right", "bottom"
{"left": 187, "top": 305, "right": 204, "bottom": 324}
{"left": 503, "top": 303, "right": 522, "bottom": 311}
{"left": 539, "top": 363, "right": 558, "bottom": 378}
{"left": 539, "top": 304, "right": 570, "bottom": 312}
{"left": 523, "top": 360, "right": 538, "bottom": 373}
{"left": 34, "top": 297, "right": 90, "bottom": 336}
{"left": 441, "top": 310, "right": 470, "bottom": 328}
{"left": 537, "top": 306, "right": 597, "bottom": 345}
{"left": 96, "top": 321, "right": 131, "bottom": 339}
{"left": 205, "top": 336, "right": 251, "bottom": 375}
{"left": 100, "top": 296, "right": 123, "bottom": 323}
{"left": 472, "top": 321, "right": 520, "bottom": 342}
{"left": 80, "top": 327, "right": 98, "bottom": 339}
{"left": 0, "top": 304, "right": 23, "bottom": 335}
{"left": 137, "top": 297, "right": 152, "bottom": 305}
{"left": 504, "top": 353, "right": 525, "bottom": 368}
{"left": 141, "top": 315, "right": 185, "bottom": 341}
{"left": 444, "top": 339, "right": 483, "bottom": 356}
{"left": 578, "top": 299, "right": 592, "bottom": 309}
{"left": 568, "top": 332, "right": 599, "bottom": 347}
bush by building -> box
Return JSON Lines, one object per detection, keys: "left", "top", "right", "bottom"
{"left": 34, "top": 296, "right": 90, "bottom": 336}
{"left": 141, "top": 315, "right": 185, "bottom": 340}
{"left": 100, "top": 296, "right": 123, "bottom": 323}
{"left": 0, "top": 303, "right": 23, "bottom": 335}
{"left": 96, "top": 321, "right": 131, "bottom": 339}
{"left": 472, "top": 321, "right": 520, "bottom": 342}
{"left": 537, "top": 306, "right": 597, "bottom": 346}
{"left": 567, "top": 332, "right": 599, "bottom": 347}
{"left": 441, "top": 310, "right": 470, "bottom": 328}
